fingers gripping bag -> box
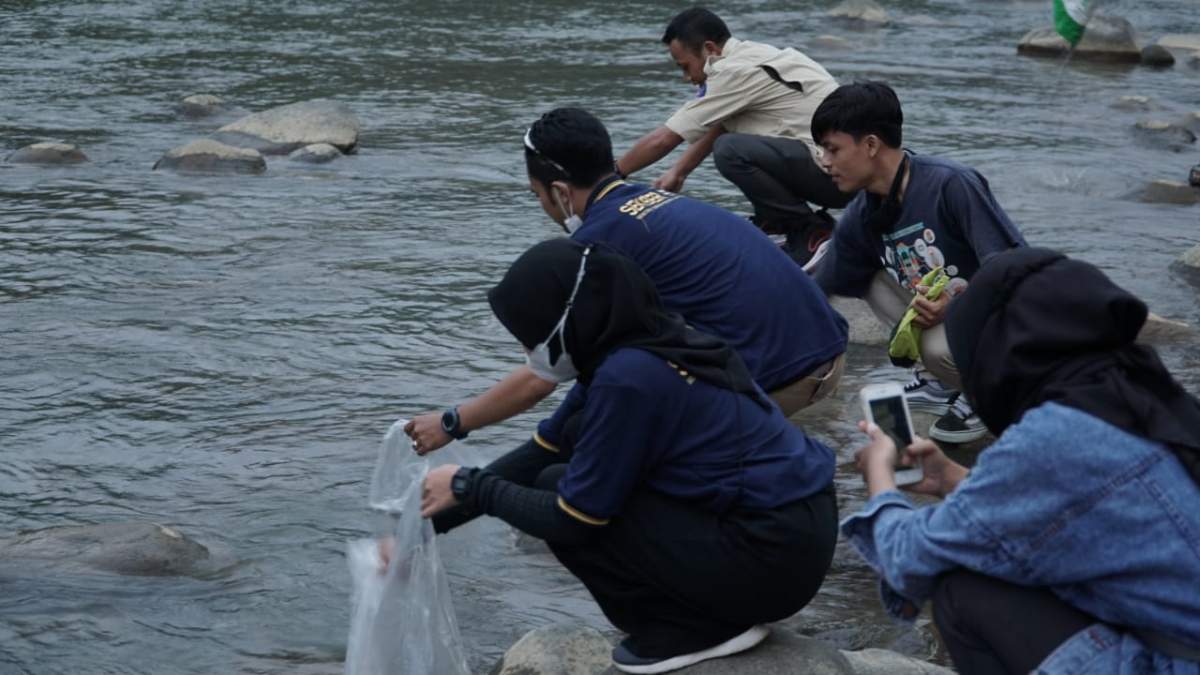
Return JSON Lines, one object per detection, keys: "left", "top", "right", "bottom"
{"left": 344, "top": 420, "right": 471, "bottom": 675}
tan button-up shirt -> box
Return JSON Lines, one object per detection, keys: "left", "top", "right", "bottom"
{"left": 664, "top": 37, "right": 838, "bottom": 153}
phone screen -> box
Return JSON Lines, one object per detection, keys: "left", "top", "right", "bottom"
{"left": 869, "top": 395, "right": 913, "bottom": 450}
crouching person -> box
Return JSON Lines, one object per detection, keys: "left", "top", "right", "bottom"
{"left": 421, "top": 239, "right": 839, "bottom": 674}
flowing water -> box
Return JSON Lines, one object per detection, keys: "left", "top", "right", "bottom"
{"left": 2, "top": 1, "right": 1198, "bottom": 673}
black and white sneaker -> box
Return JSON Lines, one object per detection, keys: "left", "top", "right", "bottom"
{"left": 611, "top": 625, "right": 769, "bottom": 674}
{"left": 903, "top": 371, "right": 958, "bottom": 416}
{"left": 929, "top": 393, "right": 987, "bottom": 443}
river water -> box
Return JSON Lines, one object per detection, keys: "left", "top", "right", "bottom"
{"left": 2, "top": 1, "right": 1198, "bottom": 673}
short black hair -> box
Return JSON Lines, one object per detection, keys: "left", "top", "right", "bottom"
{"left": 524, "top": 107, "right": 615, "bottom": 188}
{"left": 661, "top": 7, "right": 731, "bottom": 52}
{"left": 811, "top": 81, "right": 904, "bottom": 148}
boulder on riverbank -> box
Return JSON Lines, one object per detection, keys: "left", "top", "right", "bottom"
{"left": 153, "top": 139, "right": 267, "bottom": 175}
{"left": 831, "top": 296, "right": 888, "bottom": 346}
{"left": 175, "top": 94, "right": 229, "bottom": 119}
{"left": 1132, "top": 120, "right": 1197, "bottom": 151}
{"left": 828, "top": 0, "right": 890, "bottom": 27}
{"left": 212, "top": 99, "right": 360, "bottom": 155}
{"left": 1017, "top": 15, "right": 1140, "bottom": 63}
{"left": 489, "top": 625, "right": 955, "bottom": 675}
{"left": 7, "top": 141, "right": 89, "bottom": 165}
{"left": 1136, "top": 179, "right": 1200, "bottom": 205}
{"left": 0, "top": 522, "right": 211, "bottom": 576}
{"left": 288, "top": 142, "right": 342, "bottom": 164}
{"left": 1140, "top": 44, "right": 1176, "bottom": 68}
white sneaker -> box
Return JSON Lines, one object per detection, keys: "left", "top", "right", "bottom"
{"left": 929, "top": 393, "right": 988, "bottom": 443}
{"left": 611, "top": 625, "right": 770, "bottom": 674}
{"left": 903, "top": 371, "right": 958, "bottom": 416}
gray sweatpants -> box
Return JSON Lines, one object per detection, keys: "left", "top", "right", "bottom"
{"left": 713, "top": 132, "right": 853, "bottom": 223}
{"left": 865, "top": 270, "right": 962, "bottom": 390}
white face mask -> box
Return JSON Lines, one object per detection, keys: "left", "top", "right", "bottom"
{"left": 525, "top": 246, "right": 591, "bottom": 383}
{"left": 554, "top": 189, "right": 582, "bottom": 234}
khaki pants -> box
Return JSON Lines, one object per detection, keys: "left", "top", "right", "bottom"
{"left": 769, "top": 352, "right": 846, "bottom": 417}
{"left": 864, "top": 270, "right": 961, "bottom": 390}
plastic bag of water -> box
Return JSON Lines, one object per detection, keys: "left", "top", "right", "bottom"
{"left": 344, "top": 419, "right": 471, "bottom": 675}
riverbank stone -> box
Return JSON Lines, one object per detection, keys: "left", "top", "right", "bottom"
{"left": 1179, "top": 112, "right": 1200, "bottom": 135}
{"left": 489, "top": 624, "right": 611, "bottom": 675}
{"left": 1112, "top": 95, "right": 1154, "bottom": 111}
{"left": 7, "top": 142, "right": 88, "bottom": 165}
{"left": 1132, "top": 120, "right": 1196, "bottom": 151}
{"left": 1141, "top": 44, "right": 1176, "bottom": 68}
{"left": 828, "top": 0, "right": 889, "bottom": 27}
{"left": 841, "top": 649, "right": 955, "bottom": 675}
{"left": 213, "top": 99, "right": 360, "bottom": 155}
{"left": 1017, "top": 15, "right": 1140, "bottom": 63}
{"left": 1137, "top": 179, "right": 1200, "bottom": 205}
{"left": 288, "top": 142, "right": 342, "bottom": 164}
{"left": 154, "top": 139, "right": 266, "bottom": 174}
{"left": 0, "top": 522, "right": 211, "bottom": 576}
{"left": 1181, "top": 245, "right": 1200, "bottom": 270}
{"left": 175, "top": 94, "right": 228, "bottom": 118}
{"left": 831, "top": 296, "right": 888, "bottom": 346}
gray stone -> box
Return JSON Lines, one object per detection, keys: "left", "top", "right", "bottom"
{"left": 840, "top": 648, "right": 956, "bottom": 675}
{"left": 1141, "top": 44, "right": 1176, "bottom": 67}
{"left": 832, "top": 296, "right": 889, "bottom": 346}
{"left": 1180, "top": 245, "right": 1200, "bottom": 270}
{"left": 1017, "top": 15, "right": 1140, "bottom": 63}
{"left": 1178, "top": 112, "right": 1200, "bottom": 135}
{"left": 1190, "top": 164, "right": 1200, "bottom": 188}
{"left": 828, "top": 0, "right": 890, "bottom": 27}
{"left": 1132, "top": 120, "right": 1196, "bottom": 151}
{"left": 1158, "top": 34, "right": 1200, "bottom": 54}
{"left": 288, "top": 142, "right": 342, "bottom": 164}
{"left": 175, "top": 94, "right": 228, "bottom": 118}
{"left": 1138, "top": 313, "right": 1196, "bottom": 346}
{"left": 213, "top": 99, "right": 360, "bottom": 155}
{"left": 490, "top": 624, "right": 611, "bottom": 675}
{"left": 1188, "top": 52, "right": 1200, "bottom": 69}
{"left": 153, "top": 138, "right": 266, "bottom": 175}
{"left": 7, "top": 141, "right": 88, "bottom": 165}
{"left": 1137, "top": 179, "right": 1200, "bottom": 205}
{"left": 671, "top": 631, "right": 853, "bottom": 674}
{"left": 810, "top": 35, "right": 852, "bottom": 50}
{"left": 1111, "top": 95, "right": 1154, "bottom": 111}
{"left": 0, "top": 522, "right": 211, "bottom": 576}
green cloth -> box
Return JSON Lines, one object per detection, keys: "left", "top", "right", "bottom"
{"left": 888, "top": 267, "right": 950, "bottom": 368}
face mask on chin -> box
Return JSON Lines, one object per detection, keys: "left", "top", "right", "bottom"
{"left": 554, "top": 189, "right": 582, "bottom": 234}
{"left": 524, "top": 245, "right": 591, "bottom": 383}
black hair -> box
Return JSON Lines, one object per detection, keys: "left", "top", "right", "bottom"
{"left": 661, "top": 7, "right": 730, "bottom": 52}
{"left": 524, "top": 107, "right": 615, "bottom": 188}
{"left": 811, "top": 81, "right": 904, "bottom": 148}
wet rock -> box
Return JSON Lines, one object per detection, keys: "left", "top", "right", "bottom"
{"left": 828, "top": 0, "right": 890, "bottom": 27}
{"left": 1188, "top": 52, "right": 1200, "bottom": 69}
{"left": 1017, "top": 15, "right": 1140, "bottom": 63}
{"left": 832, "top": 296, "right": 889, "bottom": 346}
{"left": 288, "top": 142, "right": 342, "bottom": 164}
{"left": 489, "top": 624, "right": 611, "bottom": 675}
{"left": 676, "top": 631, "right": 852, "bottom": 674}
{"left": 1132, "top": 120, "right": 1196, "bottom": 151}
{"left": 1138, "top": 313, "right": 1196, "bottom": 345}
{"left": 810, "top": 34, "right": 852, "bottom": 50}
{"left": 1111, "top": 95, "right": 1155, "bottom": 111}
{"left": 1178, "top": 112, "right": 1200, "bottom": 135}
{"left": 841, "top": 649, "right": 955, "bottom": 675}
{"left": 1141, "top": 44, "right": 1175, "bottom": 67}
{"left": 213, "top": 99, "right": 359, "bottom": 155}
{"left": 1136, "top": 179, "right": 1200, "bottom": 205}
{"left": 1190, "top": 164, "right": 1200, "bottom": 187}
{"left": 1180, "top": 245, "right": 1200, "bottom": 270}
{"left": 1158, "top": 34, "right": 1200, "bottom": 54}
{"left": 7, "top": 141, "right": 88, "bottom": 165}
{"left": 175, "top": 94, "right": 228, "bottom": 118}
{"left": 153, "top": 139, "right": 266, "bottom": 175}
{"left": 0, "top": 522, "right": 211, "bottom": 576}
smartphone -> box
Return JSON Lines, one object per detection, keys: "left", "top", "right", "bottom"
{"left": 860, "top": 382, "right": 923, "bottom": 486}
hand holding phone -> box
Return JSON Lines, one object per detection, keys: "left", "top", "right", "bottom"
{"left": 860, "top": 382, "right": 923, "bottom": 486}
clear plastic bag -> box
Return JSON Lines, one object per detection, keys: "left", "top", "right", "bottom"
{"left": 344, "top": 419, "right": 471, "bottom": 675}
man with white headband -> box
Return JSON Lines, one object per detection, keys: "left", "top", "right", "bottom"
{"left": 406, "top": 107, "right": 847, "bottom": 461}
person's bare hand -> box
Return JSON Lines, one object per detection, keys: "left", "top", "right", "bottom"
{"left": 405, "top": 413, "right": 451, "bottom": 456}
{"left": 653, "top": 167, "right": 686, "bottom": 193}
{"left": 420, "top": 464, "right": 461, "bottom": 518}
{"left": 911, "top": 287, "right": 951, "bottom": 328}
{"left": 901, "top": 438, "right": 969, "bottom": 498}
{"left": 853, "top": 421, "right": 897, "bottom": 477}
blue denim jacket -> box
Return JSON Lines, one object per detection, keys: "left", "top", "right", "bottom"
{"left": 841, "top": 403, "right": 1200, "bottom": 674}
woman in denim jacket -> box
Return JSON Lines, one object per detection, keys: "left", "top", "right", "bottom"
{"left": 842, "top": 247, "right": 1200, "bottom": 674}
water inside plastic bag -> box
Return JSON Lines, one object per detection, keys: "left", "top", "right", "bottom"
{"left": 344, "top": 419, "right": 471, "bottom": 675}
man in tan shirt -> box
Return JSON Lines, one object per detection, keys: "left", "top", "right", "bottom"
{"left": 616, "top": 7, "right": 853, "bottom": 263}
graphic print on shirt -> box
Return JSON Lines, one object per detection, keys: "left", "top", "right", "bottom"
{"left": 879, "top": 222, "right": 961, "bottom": 293}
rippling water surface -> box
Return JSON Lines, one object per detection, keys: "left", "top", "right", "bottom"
{"left": 2, "top": 1, "right": 1198, "bottom": 673}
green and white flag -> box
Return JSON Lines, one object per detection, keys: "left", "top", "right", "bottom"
{"left": 1054, "top": 0, "right": 1092, "bottom": 45}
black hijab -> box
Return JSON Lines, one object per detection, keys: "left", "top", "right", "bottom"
{"left": 488, "top": 238, "right": 770, "bottom": 408}
{"left": 945, "top": 247, "right": 1200, "bottom": 485}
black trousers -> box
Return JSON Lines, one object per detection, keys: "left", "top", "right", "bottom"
{"left": 712, "top": 133, "right": 853, "bottom": 223}
{"left": 932, "top": 570, "right": 1098, "bottom": 675}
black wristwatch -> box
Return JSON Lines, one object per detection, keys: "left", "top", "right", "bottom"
{"left": 450, "top": 467, "right": 473, "bottom": 502}
{"left": 441, "top": 406, "right": 469, "bottom": 440}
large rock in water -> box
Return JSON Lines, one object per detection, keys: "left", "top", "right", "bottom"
{"left": 153, "top": 139, "right": 267, "bottom": 175}
{"left": 175, "top": 94, "right": 229, "bottom": 119}
{"left": 1131, "top": 120, "right": 1197, "bottom": 151}
{"left": 213, "top": 99, "right": 360, "bottom": 155}
{"left": 7, "top": 142, "right": 88, "bottom": 165}
{"left": 1158, "top": 34, "right": 1200, "bottom": 54}
{"left": 1136, "top": 179, "right": 1200, "bottom": 205}
{"left": 828, "top": 0, "right": 890, "bottom": 26}
{"left": 1190, "top": 164, "right": 1200, "bottom": 187}
{"left": 1180, "top": 245, "right": 1200, "bottom": 270}
{"left": 0, "top": 522, "right": 211, "bottom": 576}
{"left": 1017, "top": 15, "right": 1140, "bottom": 62}
{"left": 1141, "top": 44, "right": 1176, "bottom": 67}
{"left": 288, "top": 142, "right": 342, "bottom": 164}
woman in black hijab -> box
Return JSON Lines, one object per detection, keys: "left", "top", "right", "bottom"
{"left": 842, "top": 247, "right": 1200, "bottom": 674}
{"left": 420, "top": 238, "right": 839, "bottom": 674}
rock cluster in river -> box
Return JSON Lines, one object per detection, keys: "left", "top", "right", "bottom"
{"left": 1017, "top": 15, "right": 1140, "bottom": 62}
{"left": 0, "top": 522, "right": 212, "bottom": 577}
{"left": 7, "top": 141, "right": 89, "bottom": 165}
